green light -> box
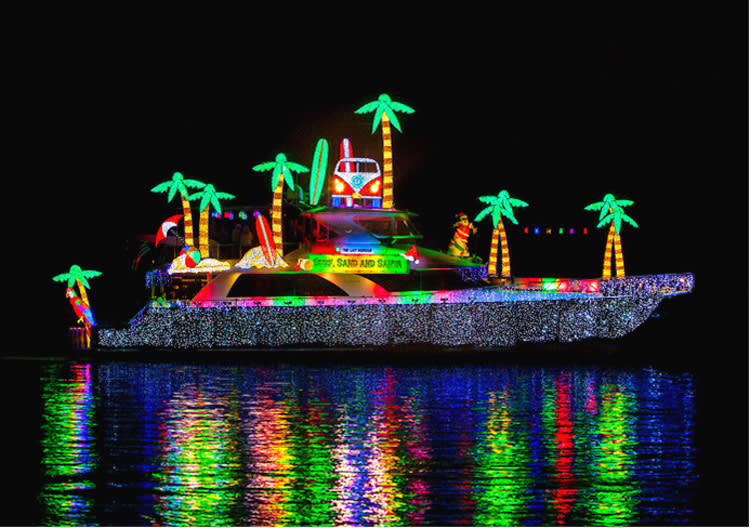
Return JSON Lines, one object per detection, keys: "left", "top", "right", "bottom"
{"left": 588, "top": 384, "right": 640, "bottom": 525}
{"left": 584, "top": 193, "right": 638, "bottom": 234}
{"left": 474, "top": 190, "right": 528, "bottom": 277}
{"left": 354, "top": 93, "right": 415, "bottom": 134}
{"left": 187, "top": 183, "right": 235, "bottom": 215}
{"left": 474, "top": 390, "right": 531, "bottom": 526}
{"left": 474, "top": 190, "right": 528, "bottom": 227}
{"left": 252, "top": 152, "right": 309, "bottom": 193}
{"left": 310, "top": 139, "right": 328, "bottom": 206}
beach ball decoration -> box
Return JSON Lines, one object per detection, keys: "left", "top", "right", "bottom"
{"left": 180, "top": 246, "right": 201, "bottom": 268}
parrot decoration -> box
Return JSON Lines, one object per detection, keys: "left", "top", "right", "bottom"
{"left": 448, "top": 212, "right": 477, "bottom": 257}
{"left": 66, "top": 287, "right": 96, "bottom": 327}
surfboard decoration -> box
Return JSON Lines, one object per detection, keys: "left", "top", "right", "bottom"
{"left": 155, "top": 214, "right": 183, "bottom": 246}
{"left": 340, "top": 138, "right": 353, "bottom": 172}
{"left": 310, "top": 138, "right": 328, "bottom": 206}
{"left": 254, "top": 210, "right": 277, "bottom": 265}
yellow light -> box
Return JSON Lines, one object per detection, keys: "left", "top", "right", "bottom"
{"left": 370, "top": 181, "right": 379, "bottom": 193}
{"left": 334, "top": 180, "right": 345, "bottom": 193}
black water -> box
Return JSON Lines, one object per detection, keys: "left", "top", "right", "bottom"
{"left": 3, "top": 296, "right": 747, "bottom": 526}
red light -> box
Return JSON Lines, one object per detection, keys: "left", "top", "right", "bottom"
{"left": 332, "top": 177, "right": 355, "bottom": 196}
{"left": 310, "top": 241, "right": 337, "bottom": 254}
{"left": 361, "top": 177, "right": 382, "bottom": 196}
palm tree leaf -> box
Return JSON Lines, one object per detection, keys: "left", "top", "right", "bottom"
{"left": 370, "top": 113, "right": 382, "bottom": 134}
{"left": 477, "top": 195, "right": 497, "bottom": 204}
{"left": 501, "top": 204, "right": 519, "bottom": 224}
{"left": 509, "top": 198, "right": 529, "bottom": 208}
{"left": 584, "top": 202, "right": 603, "bottom": 211}
{"left": 214, "top": 192, "right": 235, "bottom": 200}
{"left": 150, "top": 182, "right": 170, "bottom": 193}
{"left": 52, "top": 273, "right": 70, "bottom": 283}
{"left": 210, "top": 195, "right": 222, "bottom": 215}
{"left": 616, "top": 199, "right": 634, "bottom": 207}
{"left": 167, "top": 184, "right": 180, "bottom": 203}
{"left": 81, "top": 270, "right": 102, "bottom": 279}
{"left": 614, "top": 215, "right": 623, "bottom": 234}
{"left": 183, "top": 179, "right": 207, "bottom": 189}
{"left": 623, "top": 213, "right": 639, "bottom": 228}
{"left": 598, "top": 206, "right": 610, "bottom": 222}
{"left": 597, "top": 214, "right": 613, "bottom": 229}
{"left": 285, "top": 173, "right": 296, "bottom": 191}
{"left": 390, "top": 101, "right": 415, "bottom": 114}
{"left": 385, "top": 106, "right": 402, "bottom": 133}
{"left": 491, "top": 209, "right": 502, "bottom": 228}
{"left": 474, "top": 206, "right": 493, "bottom": 223}
{"left": 270, "top": 170, "right": 282, "bottom": 191}
{"left": 354, "top": 101, "right": 380, "bottom": 114}
{"left": 199, "top": 194, "right": 211, "bottom": 213}
{"left": 285, "top": 162, "right": 310, "bottom": 173}
{"left": 252, "top": 162, "right": 276, "bottom": 172}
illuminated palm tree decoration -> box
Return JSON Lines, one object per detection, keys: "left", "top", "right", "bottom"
{"left": 150, "top": 172, "right": 206, "bottom": 247}
{"left": 252, "top": 153, "right": 309, "bottom": 255}
{"left": 187, "top": 184, "right": 235, "bottom": 258}
{"left": 354, "top": 93, "right": 415, "bottom": 209}
{"left": 585, "top": 193, "right": 638, "bottom": 279}
{"left": 474, "top": 190, "right": 528, "bottom": 277}
{"left": 52, "top": 264, "right": 101, "bottom": 309}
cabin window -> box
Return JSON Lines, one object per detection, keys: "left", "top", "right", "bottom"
{"left": 227, "top": 274, "right": 348, "bottom": 297}
{"left": 354, "top": 216, "right": 394, "bottom": 237}
{"left": 361, "top": 270, "right": 477, "bottom": 292}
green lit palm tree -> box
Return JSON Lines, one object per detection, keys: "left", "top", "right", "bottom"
{"left": 474, "top": 190, "right": 528, "bottom": 277}
{"left": 585, "top": 193, "right": 638, "bottom": 279}
{"left": 52, "top": 264, "right": 102, "bottom": 307}
{"left": 355, "top": 94, "right": 415, "bottom": 209}
{"left": 187, "top": 184, "right": 235, "bottom": 258}
{"left": 252, "top": 153, "right": 309, "bottom": 255}
{"left": 150, "top": 172, "right": 206, "bottom": 247}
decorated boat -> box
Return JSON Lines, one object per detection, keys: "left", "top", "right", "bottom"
{"left": 57, "top": 93, "right": 694, "bottom": 350}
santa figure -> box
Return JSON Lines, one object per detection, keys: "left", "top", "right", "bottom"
{"left": 448, "top": 212, "right": 477, "bottom": 257}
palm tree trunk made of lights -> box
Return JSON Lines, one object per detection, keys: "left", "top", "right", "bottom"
{"left": 602, "top": 221, "right": 625, "bottom": 279}
{"left": 271, "top": 177, "right": 284, "bottom": 250}
{"left": 187, "top": 184, "right": 235, "bottom": 258}
{"left": 474, "top": 190, "right": 528, "bottom": 278}
{"left": 252, "top": 153, "right": 309, "bottom": 256}
{"left": 355, "top": 94, "right": 415, "bottom": 209}
{"left": 585, "top": 194, "right": 638, "bottom": 280}
{"left": 150, "top": 172, "right": 206, "bottom": 248}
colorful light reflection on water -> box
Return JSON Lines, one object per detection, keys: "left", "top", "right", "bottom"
{"left": 36, "top": 362, "right": 696, "bottom": 525}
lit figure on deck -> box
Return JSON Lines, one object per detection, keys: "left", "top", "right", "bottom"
{"left": 448, "top": 212, "right": 477, "bottom": 257}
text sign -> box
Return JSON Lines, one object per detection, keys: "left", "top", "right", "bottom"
{"left": 308, "top": 254, "right": 409, "bottom": 274}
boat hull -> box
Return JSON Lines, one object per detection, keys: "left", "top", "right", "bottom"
{"left": 97, "top": 273, "right": 692, "bottom": 350}
{"left": 97, "top": 293, "right": 666, "bottom": 350}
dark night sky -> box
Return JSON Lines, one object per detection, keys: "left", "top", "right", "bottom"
{"left": 13, "top": 6, "right": 746, "bottom": 335}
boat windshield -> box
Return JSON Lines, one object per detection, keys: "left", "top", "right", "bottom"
{"left": 354, "top": 215, "right": 421, "bottom": 238}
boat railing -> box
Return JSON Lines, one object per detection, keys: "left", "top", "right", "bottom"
{"left": 599, "top": 273, "right": 695, "bottom": 297}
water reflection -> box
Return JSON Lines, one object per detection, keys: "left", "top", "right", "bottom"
{"left": 153, "top": 381, "right": 243, "bottom": 526}
{"left": 39, "top": 363, "right": 97, "bottom": 526}
{"left": 37, "top": 361, "right": 697, "bottom": 525}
